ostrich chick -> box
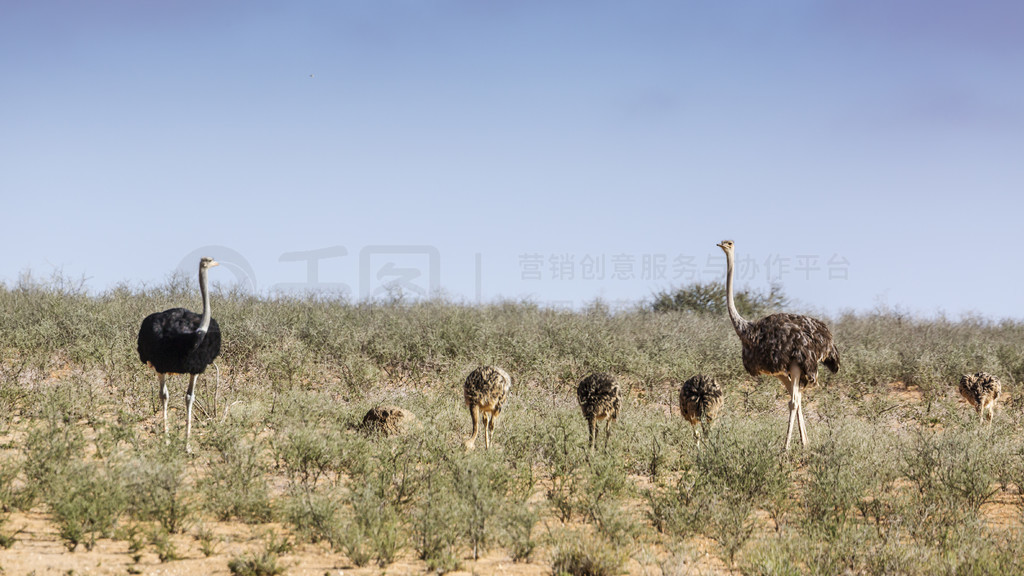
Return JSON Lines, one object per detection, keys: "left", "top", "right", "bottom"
{"left": 680, "top": 374, "right": 724, "bottom": 444}
{"left": 463, "top": 365, "right": 512, "bottom": 450}
{"left": 577, "top": 372, "right": 621, "bottom": 450}
{"left": 958, "top": 372, "right": 1001, "bottom": 422}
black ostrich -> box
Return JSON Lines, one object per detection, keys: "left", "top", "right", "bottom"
{"left": 137, "top": 257, "right": 221, "bottom": 452}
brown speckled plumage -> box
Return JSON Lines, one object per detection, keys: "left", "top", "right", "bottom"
{"left": 718, "top": 240, "right": 840, "bottom": 450}
{"left": 958, "top": 372, "right": 1001, "bottom": 422}
{"left": 463, "top": 365, "right": 512, "bottom": 449}
{"left": 576, "top": 372, "right": 621, "bottom": 450}
{"left": 679, "top": 374, "right": 724, "bottom": 442}
{"left": 737, "top": 313, "right": 841, "bottom": 386}
{"left": 361, "top": 405, "right": 416, "bottom": 436}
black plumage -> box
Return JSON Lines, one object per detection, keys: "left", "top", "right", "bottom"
{"left": 137, "top": 308, "right": 220, "bottom": 374}
{"left": 137, "top": 256, "right": 220, "bottom": 452}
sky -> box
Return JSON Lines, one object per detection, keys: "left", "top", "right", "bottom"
{"left": 2, "top": 1, "right": 1023, "bottom": 319}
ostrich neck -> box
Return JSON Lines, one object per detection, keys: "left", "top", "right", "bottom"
{"left": 724, "top": 250, "right": 751, "bottom": 341}
{"left": 197, "top": 268, "right": 212, "bottom": 334}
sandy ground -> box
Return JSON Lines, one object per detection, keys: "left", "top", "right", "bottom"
{"left": 0, "top": 510, "right": 556, "bottom": 576}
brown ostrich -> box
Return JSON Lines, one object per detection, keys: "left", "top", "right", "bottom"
{"left": 463, "top": 365, "right": 512, "bottom": 450}
{"left": 360, "top": 405, "right": 417, "bottom": 436}
{"left": 577, "top": 372, "right": 621, "bottom": 450}
{"left": 718, "top": 240, "right": 840, "bottom": 450}
{"left": 958, "top": 372, "right": 1001, "bottom": 422}
{"left": 679, "top": 374, "right": 724, "bottom": 444}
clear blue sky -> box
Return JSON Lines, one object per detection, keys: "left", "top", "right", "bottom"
{"left": 3, "top": 1, "right": 1023, "bottom": 318}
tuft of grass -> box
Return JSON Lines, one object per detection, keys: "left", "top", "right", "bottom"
{"left": 228, "top": 541, "right": 288, "bottom": 576}
{"left": 194, "top": 523, "right": 221, "bottom": 557}
{"left": 550, "top": 531, "right": 628, "bottom": 576}
{"left": 149, "top": 526, "right": 181, "bottom": 563}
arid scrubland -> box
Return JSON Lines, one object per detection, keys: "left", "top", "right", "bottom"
{"left": 2, "top": 275, "right": 1024, "bottom": 575}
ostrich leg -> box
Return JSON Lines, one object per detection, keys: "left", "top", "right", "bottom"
{"left": 782, "top": 364, "right": 808, "bottom": 449}
{"left": 793, "top": 367, "right": 808, "bottom": 447}
{"left": 467, "top": 404, "right": 481, "bottom": 449}
{"left": 159, "top": 373, "right": 169, "bottom": 435}
{"left": 483, "top": 413, "right": 493, "bottom": 449}
{"left": 185, "top": 373, "right": 198, "bottom": 453}
{"left": 779, "top": 367, "right": 802, "bottom": 451}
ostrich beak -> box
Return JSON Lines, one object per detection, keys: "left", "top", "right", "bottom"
{"left": 209, "top": 260, "right": 220, "bottom": 267}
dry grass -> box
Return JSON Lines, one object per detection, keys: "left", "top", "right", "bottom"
{"left": 2, "top": 278, "right": 1024, "bottom": 574}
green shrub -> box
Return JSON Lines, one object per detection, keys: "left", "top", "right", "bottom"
{"left": 541, "top": 414, "right": 588, "bottom": 523}
{"left": 201, "top": 422, "right": 273, "bottom": 523}
{"left": 149, "top": 526, "right": 181, "bottom": 562}
{"left": 692, "top": 417, "right": 793, "bottom": 566}
{"left": 228, "top": 550, "right": 286, "bottom": 576}
{"left": 802, "top": 416, "right": 891, "bottom": 541}
{"left": 123, "top": 438, "right": 194, "bottom": 533}
{"left": 740, "top": 539, "right": 802, "bottom": 576}
{"left": 19, "top": 411, "right": 87, "bottom": 508}
{"left": 550, "top": 531, "right": 628, "bottom": 576}
{"left": 47, "top": 459, "right": 126, "bottom": 552}
{"left": 898, "top": 426, "right": 1003, "bottom": 552}
{"left": 447, "top": 451, "right": 512, "bottom": 560}
{"left": 340, "top": 482, "right": 404, "bottom": 568}
{"left": 649, "top": 281, "right": 787, "bottom": 317}
{"left": 278, "top": 486, "right": 341, "bottom": 546}
{"left": 273, "top": 424, "right": 340, "bottom": 489}
{"left": 410, "top": 471, "right": 462, "bottom": 573}
{"left": 501, "top": 502, "right": 539, "bottom": 563}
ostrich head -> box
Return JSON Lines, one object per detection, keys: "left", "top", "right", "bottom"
{"left": 717, "top": 240, "right": 734, "bottom": 255}
{"left": 199, "top": 257, "right": 220, "bottom": 270}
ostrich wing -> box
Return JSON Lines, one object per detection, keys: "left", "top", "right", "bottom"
{"left": 137, "top": 308, "right": 207, "bottom": 371}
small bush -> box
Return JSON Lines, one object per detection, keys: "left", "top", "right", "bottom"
{"left": 47, "top": 460, "right": 126, "bottom": 552}
{"left": 339, "top": 482, "right": 404, "bottom": 568}
{"left": 273, "top": 424, "right": 339, "bottom": 489}
{"left": 802, "top": 417, "right": 888, "bottom": 541}
{"left": 541, "top": 415, "right": 587, "bottom": 523}
{"left": 201, "top": 424, "right": 273, "bottom": 523}
{"left": 692, "top": 417, "right": 792, "bottom": 566}
{"left": 447, "top": 451, "right": 512, "bottom": 560}
{"left": 19, "top": 417, "right": 87, "bottom": 508}
{"left": 228, "top": 550, "right": 287, "bottom": 576}
{"left": 550, "top": 532, "right": 627, "bottom": 576}
{"left": 410, "top": 472, "right": 462, "bottom": 573}
{"left": 279, "top": 486, "right": 341, "bottom": 546}
{"left": 123, "top": 438, "right": 194, "bottom": 533}
{"left": 149, "top": 526, "right": 181, "bottom": 563}
{"left": 502, "top": 502, "right": 539, "bottom": 563}
{"left": 194, "top": 523, "right": 221, "bottom": 557}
